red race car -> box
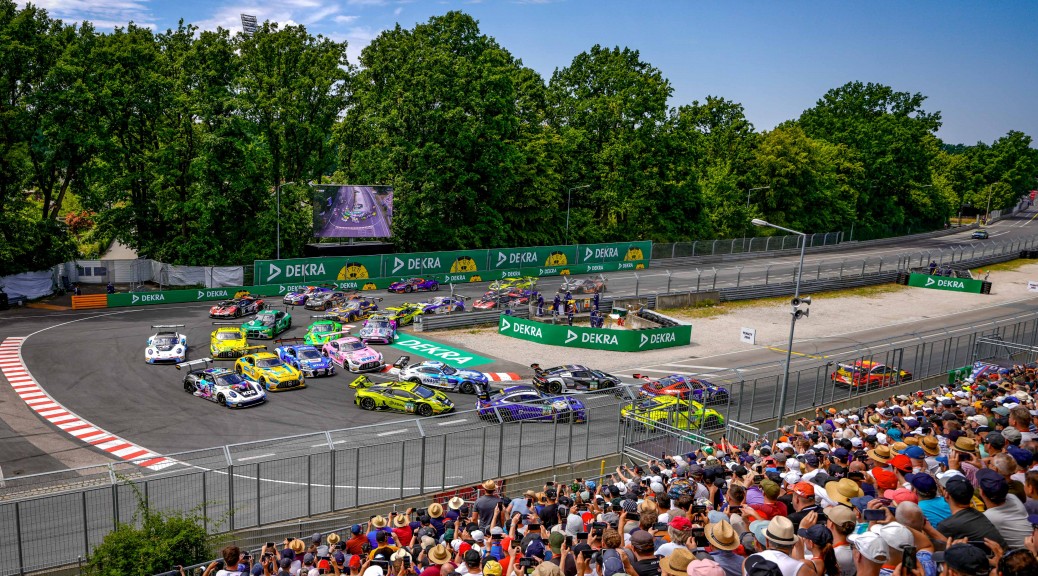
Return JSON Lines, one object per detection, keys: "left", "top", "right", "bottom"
{"left": 635, "top": 374, "right": 730, "bottom": 405}
{"left": 209, "top": 295, "right": 265, "bottom": 318}
{"left": 830, "top": 360, "right": 912, "bottom": 389}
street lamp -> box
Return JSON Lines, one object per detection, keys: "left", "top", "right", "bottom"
{"left": 276, "top": 181, "right": 296, "bottom": 260}
{"left": 565, "top": 184, "right": 590, "bottom": 245}
{"left": 747, "top": 186, "right": 770, "bottom": 208}
{"left": 751, "top": 218, "right": 810, "bottom": 430}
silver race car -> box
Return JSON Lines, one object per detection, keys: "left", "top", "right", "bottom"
{"left": 358, "top": 314, "right": 397, "bottom": 344}
{"left": 177, "top": 358, "right": 267, "bottom": 408}
{"left": 145, "top": 325, "right": 188, "bottom": 364}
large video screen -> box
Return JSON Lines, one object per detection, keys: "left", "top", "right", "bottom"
{"left": 314, "top": 185, "right": 394, "bottom": 238}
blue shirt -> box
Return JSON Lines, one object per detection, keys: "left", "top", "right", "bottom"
{"left": 918, "top": 497, "right": 952, "bottom": 526}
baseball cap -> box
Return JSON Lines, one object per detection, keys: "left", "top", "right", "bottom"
{"left": 941, "top": 543, "right": 990, "bottom": 575}
{"left": 824, "top": 505, "right": 856, "bottom": 527}
{"left": 279, "top": 558, "right": 293, "bottom": 569}
{"left": 630, "top": 530, "right": 654, "bottom": 550}
{"left": 871, "top": 522, "right": 913, "bottom": 551}
{"left": 847, "top": 531, "right": 888, "bottom": 563}
{"left": 792, "top": 482, "right": 815, "bottom": 498}
{"left": 903, "top": 446, "right": 926, "bottom": 459}
{"left": 977, "top": 468, "right": 1009, "bottom": 501}
{"left": 906, "top": 473, "right": 937, "bottom": 494}
{"left": 888, "top": 455, "right": 912, "bottom": 473}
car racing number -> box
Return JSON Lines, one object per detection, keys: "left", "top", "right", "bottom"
{"left": 404, "top": 401, "right": 416, "bottom": 413}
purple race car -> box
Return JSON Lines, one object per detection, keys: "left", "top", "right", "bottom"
{"left": 283, "top": 286, "right": 330, "bottom": 306}
{"left": 388, "top": 278, "right": 439, "bottom": 294}
{"left": 421, "top": 296, "right": 465, "bottom": 314}
{"left": 477, "top": 385, "right": 586, "bottom": 423}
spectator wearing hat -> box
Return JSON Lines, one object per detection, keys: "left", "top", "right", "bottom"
{"left": 949, "top": 437, "right": 980, "bottom": 485}
{"left": 654, "top": 517, "right": 693, "bottom": 557}
{"left": 476, "top": 481, "right": 502, "bottom": 531}
{"left": 786, "top": 482, "right": 821, "bottom": 533}
{"left": 847, "top": 530, "right": 887, "bottom": 576}
{"left": 369, "top": 517, "right": 396, "bottom": 549}
{"left": 346, "top": 525, "right": 368, "bottom": 556}
{"left": 458, "top": 550, "right": 483, "bottom": 576}
{"left": 428, "top": 503, "right": 446, "bottom": 536}
{"left": 904, "top": 473, "right": 950, "bottom": 527}
{"left": 659, "top": 548, "right": 695, "bottom": 576}
{"left": 920, "top": 437, "right": 941, "bottom": 474}
{"left": 393, "top": 512, "right": 414, "bottom": 547}
{"left": 538, "top": 489, "right": 560, "bottom": 530}
{"left": 816, "top": 506, "right": 856, "bottom": 576}
{"left": 743, "top": 516, "right": 809, "bottom": 576}
{"left": 824, "top": 478, "right": 864, "bottom": 509}
{"left": 975, "top": 468, "right": 1032, "bottom": 548}
{"left": 628, "top": 530, "right": 660, "bottom": 576}
{"left": 369, "top": 530, "right": 400, "bottom": 562}
{"left": 938, "top": 543, "right": 991, "bottom": 576}
{"left": 702, "top": 519, "right": 742, "bottom": 576}
{"left": 797, "top": 523, "right": 838, "bottom": 576}
{"left": 933, "top": 476, "right": 1007, "bottom": 547}
{"left": 749, "top": 480, "right": 788, "bottom": 521}
{"left": 870, "top": 522, "right": 913, "bottom": 576}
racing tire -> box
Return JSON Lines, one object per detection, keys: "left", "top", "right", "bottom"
{"left": 417, "top": 403, "right": 433, "bottom": 417}
{"left": 184, "top": 381, "right": 194, "bottom": 393}
{"left": 409, "top": 378, "right": 422, "bottom": 385}
{"left": 405, "top": 285, "right": 413, "bottom": 293}
{"left": 217, "top": 394, "right": 228, "bottom": 407}
{"left": 704, "top": 415, "right": 722, "bottom": 430}
{"left": 432, "top": 284, "right": 439, "bottom": 292}
{"left": 549, "top": 381, "right": 563, "bottom": 394}
{"left": 235, "top": 365, "right": 243, "bottom": 375}
{"left": 360, "top": 397, "right": 376, "bottom": 411}
{"left": 460, "top": 382, "right": 475, "bottom": 395}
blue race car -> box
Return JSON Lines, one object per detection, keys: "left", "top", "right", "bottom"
{"left": 398, "top": 359, "right": 488, "bottom": 394}
{"left": 477, "top": 385, "right": 586, "bottom": 423}
{"left": 274, "top": 339, "right": 336, "bottom": 378}
{"left": 635, "top": 374, "right": 730, "bottom": 405}
{"left": 421, "top": 296, "right": 466, "bottom": 314}
{"left": 388, "top": 277, "right": 439, "bottom": 294}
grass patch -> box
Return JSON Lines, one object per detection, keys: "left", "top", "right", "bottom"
{"left": 659, "top": 282, "right": 908, "bottom": 321}
{"left": 971, "top": 259, "right": 1033, "bottom": 273}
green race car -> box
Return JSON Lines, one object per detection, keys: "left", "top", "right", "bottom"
{"left": 304, "top": 318, "right": 345, "bottom": 346}
{"left": 385, "top": 303, "right": 424, "bottom": 326}
{"left": 351, "top": 376, "right": 454, "bottom": 416}
{"left": 620, "top": 395, "right": 725, "bottom": 430}
{"left": 242, "top": 309, "right": 292, "bottom": 339}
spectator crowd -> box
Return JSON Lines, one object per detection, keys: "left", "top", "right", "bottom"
{"left": 194, "top": 362, "right": 1038, "bottom": 576}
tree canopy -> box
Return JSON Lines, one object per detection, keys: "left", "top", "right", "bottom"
{"left": 1, "top": 3, "right": 1036, "bottom": 275}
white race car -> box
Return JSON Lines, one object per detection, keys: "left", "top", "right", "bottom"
{"left": 145, "top": 325, "right": 188, "bottom": 364}
{"left": 398, "top": 359, "right": 489, "bottom": 395}
{"left": 177, "top": 358, "right": 267, "bottom": 408}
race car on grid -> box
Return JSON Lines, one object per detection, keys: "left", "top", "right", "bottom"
{"left": 830, "top": 360, "right": 912, "bottom": 390}
{"left": 209, "top": 294, "right": 265, "bottom": 318}
{"left": 488, "top": 277, "right": 536, "bottom": 291}
{"left": 322, "top": 335, "right": 385, "bottom": 373}
{"left": 358, "top": 314, "right": 397, "bottom": 344}
{"left": 634, "top": 374, "right": 730, "bottom": 405}
{"left": 421, "top": 295, "right": 466, "bottom": 314}
{"left": 273, "top": 338, "right": 336, "bottom": 378}
{"left": 209, "top": 326, "right": 262, "bottom": 359}
{"left": 304, "top": 290, "right": 355, "bottom": 311}
{"left": 558, "top": 275, "right": 607, "bottom": 294}
{"left": 178, "top": 358, "right": 267, "bottom": 408}
{"left": 531, "top": 364, "right": 622, "bottom": 394}
{"left": 476, "top": 385, "right": 586, "bottom": 423}
{"left": 388, "top": 278, "right": 439, "bottom": 293}
{"left": 398, "top": 359, "right": 489, "bottom": 395}
{"left": 472, "top": 291, "right": 516, "bottom": 311}
{"left": 283, "top": 286, "right": 329, "bottom": 306}
{"left": 303, "top": 317, "right": 345, "bottom": 346}
{"left": 620, "top": 395, "right": 725, "bottom": 431}
{"left": 350, "top": 375, "right": 454, "bottom": 416}
{"left": 241, "top": 309, "right": 292, "bottom": 339}
{"left": 234, "top": 352, "right": 305, "bottom": 392}
{"left": 329, "top": 297, "right": 382, "bottom": 322}
{"left": 384, "top": 303, "right": 425, "bottom": 326}
{"left": 145, "top": 325, "right": 188, "bottom": 364}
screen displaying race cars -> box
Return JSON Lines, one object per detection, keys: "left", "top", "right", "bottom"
{"left": 313, "top": 185, "right": 393, "bottom": 238}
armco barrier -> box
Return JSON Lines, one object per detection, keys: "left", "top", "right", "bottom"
{"left": 497, "top": 315, "right": 690, "bottom": 352}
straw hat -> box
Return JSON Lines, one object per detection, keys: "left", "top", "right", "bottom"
{"left": 921, "top": 436, "right": 940, "bottom": 456}
{"left": 704, "top": 520, "right": 739, "bottom": 551}
{"left": 952, "top": 437, "right": 977, "bottom": 454}
{"left": 327, "top": 533, "right": 340, "bottom": 546}
{"left": 482, "top": 480, "right": 498, "bottom": 492}
{"left": 289, "top": 538, "right": 306, "bottom": 554}
{"left": 428, "top": 503, "right": 444, "bottom": 518}
{"left": 824, "top": 479, "right": 864, "bottom": 507}
{"left": 428, "top": 544, "right": 451, "bottom": 565}
{"left": 764, "top": 516, "right": 796, "bottom": 546}
{"left": 659, "top": 547, "right": 694, "bottom": 576}
{"left": 448, "top": 497, "right": 465, "bottom": 510}
{"left": 867, "top": 445, "right": 892, "bottom": 463}
{"left": 393, "top": 514, "right": 408, "bottom": 528}
{"left": 370, "top": 515, "right": 388, "bottom": 529}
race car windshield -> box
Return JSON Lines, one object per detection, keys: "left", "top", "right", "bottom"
{"left": 217, "top": 331, "right": 241, "bottom": 340}
{"left": 298, "top": 349, "right": 322, "bottom": 360}
{"left": 312, "top": 324, "right": 334, "bottom": 333}
{"left": 153, "top": 336, "right": 178, "bottom": 346}
{"left": 343, "top": 341, "right": 366, "bottom": 351}
{"left": 591, "top": 371, "right": 612, "bottom": 379}
{"left": 256, "top": 358, "right": 283, "bottom": 368}
{"left": 216, "top": 301, "right": 235, "bottom": 307}
{"left": 258, "top": 315, "right": 275, "bottom": 326}
{"left": 215, "top": 373, "right": 246, "bottom": 386}
{"left": 413, "top": 386, "right": 435, "bottom": 399}
{"left": 370, "top": 321, "right": 391, "bottom": 329}
{"left": 440, "top": 365, "right": 457, "bottom": 375}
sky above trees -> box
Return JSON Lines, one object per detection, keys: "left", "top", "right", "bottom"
{"left": 18, "top": 0, "right": 1038, "bottom": 146}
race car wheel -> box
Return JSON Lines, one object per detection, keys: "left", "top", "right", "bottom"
{"left": 432, "top": 284, "right": 438, "bottom": 292}
{"left": 405, "top": 285, "right": 413, "bottom": 293}
{"left": 417, "top": 403, "right": 433, "bottom": 417}
{"left": 549, "top": 381, "right": 563, "bottom": 394}
{"left": 217, "top": 394, "right": 227, "bottom": 407}
{"left": 360, "top": 397, "right": 376, "bottom": 410}
{"left": 184, "top": 381, "right": 194, "bottom": 393}
{"left": 409, "top": 378, "right": 423, "bottom": 385}
{"left": 460, "top": 382, "right": 475, "bottom": 395}
{"left": 234, "top": 309, "right": 241, "bottom": 318}
{"left": 323, "top": 303, "right": 330, "bottom": 311}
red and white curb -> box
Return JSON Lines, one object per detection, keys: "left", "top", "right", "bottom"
{"left": 484, "top": 372, "right": 522, "bottom": 382}
{"left": 0, "top": 337, "right": 175, "bottom": 471}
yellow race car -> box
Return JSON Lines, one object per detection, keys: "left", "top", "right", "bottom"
{"left": 209, "top": 327, "right": 257, "bottom": 359}
{"left": 351, "top": 376, "right": 454, "bottom": 417}
{"left": 235, "top": 352, "right": 305, "bottom": 392}
{"left": 620, "top": 395, "right": 725, "bottom": 430}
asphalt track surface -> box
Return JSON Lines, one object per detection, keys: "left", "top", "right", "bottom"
{"left": 4, "top": 209, "right": 1038, "bottom": 477}
{"left": 318, "top": 186, "right": 392, "bottom": 238}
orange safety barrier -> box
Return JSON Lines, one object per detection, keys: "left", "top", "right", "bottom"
{"left": 71, "top": 294, "right": 109, "bottom": 310}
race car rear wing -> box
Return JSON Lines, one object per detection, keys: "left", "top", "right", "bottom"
{"left": 273, "top": 337, "right": 305, "bottom": 344}
{"left": 211, "top": 321, "right": 242, "bottom": 326}
{"left": 176, "top": 358, "right": 214, "bottom": 370}
{"left": 152, "top": 324, "right": 185, "bottom": 329}
{"left": 392, "top": 355, "right": 411, "bottom": 369}
{"left": 349, "top": 375, "right": 377, "bottom": 389}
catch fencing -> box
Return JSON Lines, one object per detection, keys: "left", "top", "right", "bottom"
{"left": 0, "top": 388, "right": 641, "bottom": 576}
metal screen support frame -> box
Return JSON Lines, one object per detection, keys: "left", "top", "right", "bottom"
{"left": 326, "top": 432, "right": 336, "bottom": 511}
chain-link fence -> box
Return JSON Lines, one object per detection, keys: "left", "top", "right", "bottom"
{"left": 651, "top": 232, "right": 843, "bottom": 260}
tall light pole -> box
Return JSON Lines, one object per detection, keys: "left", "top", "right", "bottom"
{"left": 751, "top": 218, "right": 810, "bottom": 430}
{"left": 747, "top": 186, "right": 770, "bottom": 208}
{"left": 566, "top": 184, "right": 590, "bottom": 245}
{"left": 276, "top": 181, "right": 295, "bottom": 260}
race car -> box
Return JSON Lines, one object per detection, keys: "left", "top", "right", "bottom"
{"left": 304, "top": 290, "right": 355, "bottom": 311}
{"left": 351, "top": 377, "right": 454, "bottom": 417}
{"left": 303, "top": 318, "right": 345, "bottom": 346}
{"left": 388, "top": 278, "right": 439, "bottom": 293}
{"left": 322, "top": 336, "right": 384, "bottom": 372}
{"left": 145, "top": 325, "right": 188, "bottom": 364}
{"left": 241, "top": 309, "right": 292, "bottom": 339}
{"left": 620, "top": 395, "right": 725, "bottom": 430}
{"left": 398, "top": 359, "right": 489, "bottom": 394}
{"left": 531, "top": 364, "right": 622, "bottom": 394}
{"left": 178, "top": 358, "right": 267, "bottom": 408}
{"left": 358, "top": 314, "right": 397, "bottom": 344}
{"left": 234, "top": 352, "right": 305, "bottom": 392}
{"left": 488, "top": 277, "right": 536, "bottom": 291}
{"left": 384, "top": 303, "right": 425, "bottom": 326}
{"left": 209, "top": 326, "right": 258, "bottom": 359}
{"left": 421, "top": 296, "right": 466, "bottom": 314}
{"left": 972, "top": 229, "right": 989, "bottom": 240}
{"left": 830, "top": 360, "right": 912, "bottom": 389}
{"left": 274, "top": 339, "right": 336, "bottom": 378}
{"left": 558, "top": 275, "right": 607, "bottom": 294}
{"left": 472, "top": 291, "right": 517, "bottom": 311}
{"left": 477, "top": 385, "right": 586, "bottom": 423}
{"left": 635, "top": 374, "right": 730, "bottom": 405}
{"left": 209, "top": 295, "right": 265, "bottom": 318}
{"left": 283, "top": 286, "right": 329, "bottom": 306}
{"left": 329, "top": 297, "right": 382, "bottom": 322}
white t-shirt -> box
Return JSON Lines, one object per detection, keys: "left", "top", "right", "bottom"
{"left": 216, "top": 570, "right": 242, "bottom": 576}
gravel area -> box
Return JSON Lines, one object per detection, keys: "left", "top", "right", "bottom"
{"left": 432, "top": 263, "right": 1038, "bottom": 374}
